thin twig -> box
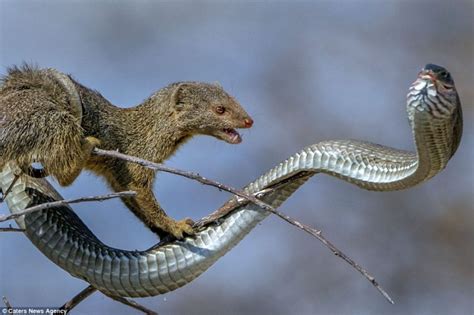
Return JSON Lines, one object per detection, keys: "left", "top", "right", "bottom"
{"left": 291, "top": 222, "right": 394, "bottom": 303}
{"left": 0, "top": 191, "right": 136, "bottom": 223}
{"left": 2, "top": 296, "right": 13, "bottom": 312}
{"left": 59, "top": 286, "right": 158, "bottom": 315}
{"left": 59, "top": 285, "right": 96, "bottom": 314}
{"left": 0, "top": 224, "right": 25, "bottom": 232}
{"left": 103, "top": 293, "right": 158, "bottom": 315}
{"left": 93, "top": 148, "right": 394, "bottom": 304}
{"left": 199, "top": 182, "right": 395, "bottom": 304}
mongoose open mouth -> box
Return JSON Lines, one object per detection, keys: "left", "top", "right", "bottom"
{"left": 210, "top": 128, "right": 242, "bottom": 144}
{"left": 207, "top": 127, "right": 245, "bottom": 144}
{"left": 222, "top": 128, "right": 242, "bottom": 144}
{"left": 210, "top": 118, "right": 252, "bottom": 144}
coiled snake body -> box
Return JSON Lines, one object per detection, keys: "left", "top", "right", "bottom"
{"left": 0, "top": 64, "right": 462, "bottom": 297}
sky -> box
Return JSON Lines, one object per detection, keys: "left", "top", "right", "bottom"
{"left": 0, "top": 1, "right": 473, "bottom": 314}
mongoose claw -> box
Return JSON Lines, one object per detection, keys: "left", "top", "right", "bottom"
{"left": 168, "top": 218, "right": 195, "bottom": 240}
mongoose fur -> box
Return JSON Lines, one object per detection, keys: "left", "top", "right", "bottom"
{"left": 0, "top": 65, "right": 253, "bottom": 239}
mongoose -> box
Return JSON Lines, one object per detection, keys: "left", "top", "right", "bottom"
{"left": 0, "top": 65, "right": 253, "bottom": 239}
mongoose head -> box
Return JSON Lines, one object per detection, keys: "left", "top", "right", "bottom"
{"left": 170, "top": 82, "right": 253, "bottom": 144}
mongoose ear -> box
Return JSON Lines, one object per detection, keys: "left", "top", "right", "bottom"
{"left": 170, "top": 83, "right": 191, "bottom": 110}
{"left": 212, "top": 81, "right": 222, "bottom": 88}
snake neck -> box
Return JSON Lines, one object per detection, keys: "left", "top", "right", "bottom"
{"left": 408, "top": 79, "right": 463, "bottom": 186}
{"left": 411, "top": 114, "right": 454, "bottom": 184}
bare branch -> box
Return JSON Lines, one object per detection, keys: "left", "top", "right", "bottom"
{"left": 198, "top": 182, "right": 395, "bottom": 304}
{"left": 59, "top": 286, "right": 158, "bottom": 314}
{"left": 292, "top": 221, "right": 394, "bottom": 303}
{"left": 102, "top": 293, "right": 158, "bottom": 315}
{"left": 59, "top": 285, "right": 96, "bottom": 314}
{"left": 0, "top": 191, "right": 136, "bottom": 223}
{"left": 93, "top": 148, "right": 394, "bottom": 304}
{"left": 0, "top": 224, "right": 25, "bottom": 232}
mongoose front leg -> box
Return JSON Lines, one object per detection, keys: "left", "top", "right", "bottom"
{"left": 56, "top": 136, "right": 101, "bottom": 186}
{"left": 119, "top": 182, "right": 195, "bottom": 239}
{"left": 107, "top": 165, "right": 195, "bottom": 239}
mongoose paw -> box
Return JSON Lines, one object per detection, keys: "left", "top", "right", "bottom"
{"left": 167, "top": 217, "right": 195, "bottom": 240}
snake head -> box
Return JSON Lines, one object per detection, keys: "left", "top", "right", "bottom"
{"left": 407, "top": 64, "right": 459, "bottom": 120}
{"left": 421, "top": 64, "right": 454, "bottom": 84}
{"left": 419, "top": 64, "right": 456, "bottom": 93}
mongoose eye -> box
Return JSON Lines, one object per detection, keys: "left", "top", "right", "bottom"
{"left": 215, "top": 106, "right": 226, "bottom": 115}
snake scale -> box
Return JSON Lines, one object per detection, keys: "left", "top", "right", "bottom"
{"left": 0, "top": 64, "right": 462, "bottom": 298}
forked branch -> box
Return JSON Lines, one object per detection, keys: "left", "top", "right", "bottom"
{"left": 59, "top": 285, "right": 158, "bottom": 315}
{"left": 59, "top": 285, "right": 96, "bottom": 314}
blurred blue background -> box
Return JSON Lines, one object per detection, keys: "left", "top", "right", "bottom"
{"left": 1, "top": 1, "right": 473, "bottom": 314}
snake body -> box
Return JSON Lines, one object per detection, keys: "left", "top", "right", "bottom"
{"left": 0, "top": 64, "right": 462, "bottom": 297}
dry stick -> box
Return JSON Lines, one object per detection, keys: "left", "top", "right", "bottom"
{"left": 93, "top": 148, "right": 394, "bottom": 304}
{"left": 59, "top": 285, "right": 96, "bottom": 314}
{"left": 104, "top": 294, "right": 158, "bottom": 315}
{"left": 0, "top": 191, "right": 136, "bottom": 223}
{"left": 59, "top": 286, "right": 157, "bottom": 315}
{"left": 0, "top": 225, "right": 24, "bottom": 232}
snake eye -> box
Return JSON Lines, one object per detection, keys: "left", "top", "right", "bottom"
{"left": 215, "top": 106, "right": 226, "bottom": 115}
{"left": 438, "top": 70, "right": 452, "bottom": 82}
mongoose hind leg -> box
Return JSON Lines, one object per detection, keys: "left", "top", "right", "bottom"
{"left": 56, "top": 136, "right": 101, "bottom": 186}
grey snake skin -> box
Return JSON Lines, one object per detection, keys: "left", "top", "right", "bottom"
{"left": 0, "top": 64, "right": 462, "bottom": 298}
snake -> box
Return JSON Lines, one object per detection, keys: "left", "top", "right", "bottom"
{"left": 0, "top": 64, "right": 462, "bottom": 298}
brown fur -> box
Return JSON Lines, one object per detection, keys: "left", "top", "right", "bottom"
{"left": 0, "top": 65, "right": 253, "bottom": 239}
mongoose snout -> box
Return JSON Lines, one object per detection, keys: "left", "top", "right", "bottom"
{"left": 244, "top": 117, "right": 254, "bottom": 127}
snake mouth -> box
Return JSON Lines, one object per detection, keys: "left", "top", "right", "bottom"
{"left": 418, "top": 70, "right": 437, "bottom": 82}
